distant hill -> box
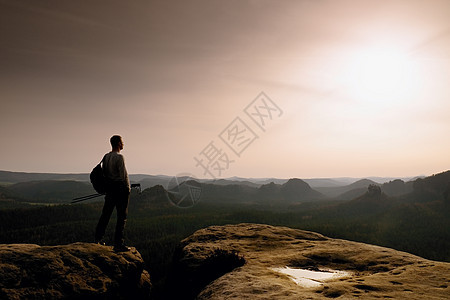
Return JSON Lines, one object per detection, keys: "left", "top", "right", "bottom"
{"left": 201, "top": 178, "right": 324, "bottom": 204}
{"left": 382, "top": 179, "right": 414, "bottom": 196}
{"left": 280, "top": 178, "right": 324, "bottom": 202}
{"left": 302, "top": 178, "right": 346, "bottom": 188}
{"left": 332, "top": 187, "right": 367, "bottom": 201}
{"left": 0, "top": 170, "right": 169, "bottom": 188}
{"left": 202, "top": 179, "right": 260, "bottom": 188}
{"left": 331, "top": 179, "right": 415, "bottom": 200}
{"left": 0, "top": 170, "right": 425, "bottom": 189}
{"left": 320, "top": 171, "right": 450, "bottom": 217}
{"left": 408, "top": 170, "right": 450, "bottom": 202}
{"left": 336, "top": 184, "right": 392, "bottom": 215}
{"left": 0, "top": 170, "right": 443, "bottom": 205}
{"left": 0, "top": 185, "right": 34, "bottom": 209}
{"left": 227, "top": 177, "right": 289, "bottom": 186}
{"left": 315, "top": 179, "right": 379, "bottom": 198}
{"left": 0, "top": 170, "right": 89, "bottom": 183}
{"left": 137, "top": 175, "right": 175, "bottom": 189}
{"left": 5, "top": 180, "right": 96, "bottom": 203}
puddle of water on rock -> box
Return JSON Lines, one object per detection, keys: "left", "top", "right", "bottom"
{"left": 272, "top": 267, "right": 350, "bottom": 288}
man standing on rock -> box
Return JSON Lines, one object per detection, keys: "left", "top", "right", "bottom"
{"left": 95, "top": 135, "right": 131, "bottom": 252}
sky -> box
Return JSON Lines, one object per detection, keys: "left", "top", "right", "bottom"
{"left": 1, "top": 0, "right": 449, "bottom": 179}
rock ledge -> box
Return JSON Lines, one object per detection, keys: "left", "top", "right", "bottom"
{"left": 175, "top": 223, "right": 449, "bottom": 299}
{"left": 0, "top": 242, "right": 151, "bottom": 299}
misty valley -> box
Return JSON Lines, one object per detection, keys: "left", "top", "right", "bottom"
{"left": 0, "top": 170, "right": 449, "bottom": 298}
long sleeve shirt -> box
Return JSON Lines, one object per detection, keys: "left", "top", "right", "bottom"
{"left": 103, "top": 151, "right": 130, "bottom": 190}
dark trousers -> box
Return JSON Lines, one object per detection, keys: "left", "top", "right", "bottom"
{"left": 95, "top": 184, "right": 130, "bottom": 246}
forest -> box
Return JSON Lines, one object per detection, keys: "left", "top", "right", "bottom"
{"left": 0, "top": 170, "right": 449, "bottom": 298}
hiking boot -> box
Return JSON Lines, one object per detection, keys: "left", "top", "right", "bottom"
{"left": 113, "top": 244, "right": 131, "bottom": 252}
{"left": 95, "top": 239, "right": 106, "bottom": 246}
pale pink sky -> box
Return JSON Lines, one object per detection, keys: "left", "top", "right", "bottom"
{"left": 1, "top": 0, "right": 449, "bottom": 179}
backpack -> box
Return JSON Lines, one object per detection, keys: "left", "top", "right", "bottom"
{"left": 90, "top": 155, "right": 107, "bottom": 194}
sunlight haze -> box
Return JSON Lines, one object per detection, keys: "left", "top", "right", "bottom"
{"left": 0, "top": 0, "right": 449, "bottom": 179}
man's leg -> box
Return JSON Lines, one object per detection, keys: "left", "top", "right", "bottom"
{"left": 114, "top": 189, "right": 130, "bottom": 248}
{"left": 95, "top": 195, "right": 115, "bottom": 243}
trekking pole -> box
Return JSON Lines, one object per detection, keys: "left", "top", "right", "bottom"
{"left": 71, "top": 184, "right": 141, "bottom": 204}
{"left": 71, "top": 193, "right": 103, "bottom": 203}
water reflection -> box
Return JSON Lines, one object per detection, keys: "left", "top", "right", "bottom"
{"left": 272, "top": 267, "right": 350, "bottom": 287}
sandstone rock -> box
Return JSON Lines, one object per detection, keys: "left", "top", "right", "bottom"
{"left": 174, "top": 223, "right": 450, "bottom": 299}
{"left": 0, "top": 243, "right": 151, "bottom": 299}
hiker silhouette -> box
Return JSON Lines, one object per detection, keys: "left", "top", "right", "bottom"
{"left": 95, "top": 135, "right": 131, "bottom": 252}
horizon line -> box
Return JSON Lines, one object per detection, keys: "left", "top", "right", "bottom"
{"left": 0, "top": 168, "right": 437, "bottom": 181}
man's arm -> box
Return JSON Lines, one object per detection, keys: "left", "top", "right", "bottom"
{"left": 118, "top": 155, "right": 130, "bottom": 190}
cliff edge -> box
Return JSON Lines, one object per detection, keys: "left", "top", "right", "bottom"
{"left": 173, "top": 223, "right": 449, "bottom": 299}
{"left": 0, "top": 242, "right": 151, "bottom": 299}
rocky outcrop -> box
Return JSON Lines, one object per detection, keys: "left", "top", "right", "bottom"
{"left": 0, "top": 243, "right": 151, "bottom": 299}
{"left": 367, "top": 184, "right": 382, "bottom": 198}
{"left": 174, "top": 223, "right": 450, "bottom": 299}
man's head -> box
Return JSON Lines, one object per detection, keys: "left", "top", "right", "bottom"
{"left": 110, "top": 135, "right": 124, "bottom": 151}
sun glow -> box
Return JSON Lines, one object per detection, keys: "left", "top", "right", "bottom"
{"left": 344, "top": 46, "right": 420, "bottom": 104}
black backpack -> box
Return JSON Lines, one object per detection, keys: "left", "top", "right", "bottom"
{"left": 90, "top": 155, "right": 107, "bottom": 194}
